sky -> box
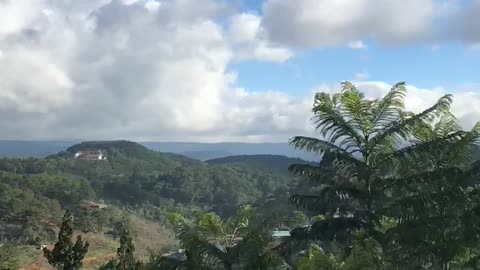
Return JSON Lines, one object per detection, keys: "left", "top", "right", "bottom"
{"left": 1, "top": 0, "right": 480, "bottom": 143}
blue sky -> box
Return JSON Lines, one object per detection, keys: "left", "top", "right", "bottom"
{"left": 231, "top": 43, "right": 480, "bottom": 95}
{"left": 229, "top": 0, "right": 480, "bottom": 95}
{"left": 1, "top": 0, "right": 480, "bottom": 142}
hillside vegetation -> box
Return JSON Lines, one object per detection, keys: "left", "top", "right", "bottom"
{"left": 0, "top": 140, "right": 303, "bottom": 268}
{"left": 206, "top": 154, "right": 315, "bottom": 176}
{"left": 5, "top": 82, "right": 480, "bottom": 269}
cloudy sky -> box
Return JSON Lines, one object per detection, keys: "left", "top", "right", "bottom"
{"left": 1, "top": 0, "right": 480, "bottom": 142}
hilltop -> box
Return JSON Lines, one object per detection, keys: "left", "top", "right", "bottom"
{"left": 54, "top": 140, "right": 199, "bottom": 163}
{"left": 0, "top": 140, "right": 311, "bottom": 268}
{"left": 1, "top": 140, "right": 305, "bottom": 217}
{"left": 0, "top": 140, "right": 319, "bottom": 161}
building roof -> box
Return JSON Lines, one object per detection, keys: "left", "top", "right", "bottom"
{"left": 272, "top": 231, "right": 291, "bottom": 237}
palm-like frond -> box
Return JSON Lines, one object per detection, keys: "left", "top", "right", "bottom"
{"left": 289, "top": 82, "right": 480, "bottom": 266}
{"left": 339, "top": 82, "right": 372, "bottom": 136}
{"left": 312, "top": 92, "right": 365, "bottom": 153}
{"left": 290, "top": 217, "right": 367, "bottom": 243}
{"left": 370, "top": 82, "right": 407, "bottom": 134}
{"left": 376, "top": 121, "right": 480, "bottom": 172}
{"left": 288, "top": 164, "right": 330, "bottom": 177}
{"left": 367, "top": 94, "right": 453, "bottom": 155}
{"left": 444, "top": 122, "right": 480, "bottom": 167}
{"left": 289, "top": 136, "right": 365, "bottom": 163}
{"left": 376, "top": 130, "right": 470, "bottom": 169}
{"left": 296, "top": 244, "right": 340, "bottom": 270}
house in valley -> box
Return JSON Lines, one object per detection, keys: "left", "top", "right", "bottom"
{"left": 79, "top": 200, "right": 108, "bottom": 209}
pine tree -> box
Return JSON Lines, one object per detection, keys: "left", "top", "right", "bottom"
{"left": 44, "top": 210, "right": 89, "bottom": 270}
{"left": 115, "top": 229, "right": 142, "bottom": 270}
{"left": 101, "top": 229, "right": 142, "bottom": 270}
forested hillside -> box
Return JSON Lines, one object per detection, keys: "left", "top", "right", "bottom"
{"left": 4, "top": 84, "right": 480, "bottom": 270}
{"left": 0, "top": 140, "right": 319, "bottom": 161}
{"left": 206, "top": 155, "right": 316, "bottom": 176}
{"left": 0, "top": 141, "right": 304, "bottom": 268}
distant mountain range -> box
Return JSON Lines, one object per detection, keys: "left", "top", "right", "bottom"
{"left": 205, "top": 155, "right": 316, "bottom": 176}
{"left": 0, "top": 140, "right": 319, "bottom": 161}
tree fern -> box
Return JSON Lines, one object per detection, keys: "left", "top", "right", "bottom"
{"left": 288, "top": 81, "right": 480, "bottom": 268}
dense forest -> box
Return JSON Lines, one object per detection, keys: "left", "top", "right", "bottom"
{"left": 0, "top": 138, "right": 306, "bottom": 268}
{"left": 2, "top": 81, "right": 480, "bottom": 269}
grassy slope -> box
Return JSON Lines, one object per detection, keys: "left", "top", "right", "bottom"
{"left": 19, "top": 214, "right": 176, "bottom": 270}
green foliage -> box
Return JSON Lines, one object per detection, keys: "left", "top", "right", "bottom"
{"left": 296, "top": 233, "right": 390, "bottom": 270}
{"left": 206, "top": 155, "right": 314, "bottom": 177}
{"left": 0, "top": 181, "right": 62, "bottom": 244}
{"left": 288, "top": 81, "right": 480, "bottom": 268}
{"left": 0, "top": 244, "right": 20, "bottom": 270}
{"left": 44, "top": 210, "right": 89, "bottom": 270}
{"left": 165, "top": 205, "right": 287, "bottom": 270}
{"left": 115, "top": 229, "right": 143, "bottom": 270}
{"left": 101, "top": 229, "right": 143, "bottom": 270}
{"left": 283, "top": 211, "right": 309, "bottom": 229}
{"left": 296, "top": 245, "right": 341, "bottom": 270}
{"left": 0, "top": 140, "right": 301, "bottom": 251}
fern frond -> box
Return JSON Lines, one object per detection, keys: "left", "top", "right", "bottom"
{"left": 289, "top": 136, "right": 365, "bottom": 164}
{"left": 368, "top": 94, "right": 453, "bottom": 155}
{"left": 370, "top": 82, "right": 407, "bottom": 134}
{"left": 375, "top": 130, "right": 469, "bottom": 169}
{"left": 288, "top": 164, "right": 329, "bottom": 177}
{"left": 312, "top": 92, "right": 365, "bottom": 153}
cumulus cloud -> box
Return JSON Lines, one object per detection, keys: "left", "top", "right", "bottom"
{"left": 347, "top": 40, "right": 367, "bottom": 50}
{"left": 0, "top": 0, "right": 299, "bottom": 142}
{"left": 0, "top": 0, "right": 46, "bottom": 35}
{"left": 228, "top": 12, "right": 292, "bottom": 62}
{"left": 446, "top": 0, "right": 480, "bottom": 44}
{"left": 259, "top": 0, "right": 480, "bottom": 49}
{"left": 0, "top": 0, "right": 479, "bottom": 143}
{"left": 261, "top": 0, "right": 439, "bottom": 48}
{"left": 354, "top": 71, "right": 369, "bottom": 81}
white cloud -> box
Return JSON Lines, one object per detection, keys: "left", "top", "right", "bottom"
{"left": 445, "top": 0, "right": 480, "bottom": 44}
{"left": 228, "top": 13, "right": 292, "bottom": 62}
{"left": 0, "top": 0, "right": 46, "bottom": 35}
{"left": 259, "top": 0, "right": 480, "bottom": 49}
{"left": 348, "top": 40, "right": 367, "bottom": 50}
{"left": 261, "top": 0, "right": 439, "bottom": 48}
{"left": 354, "top": 71, "right": 369, "bottom": 81}
{"left": 0, "top": 0, "right": 479, "bottom": 143}
{"left": 0, "top": 0, "right": 297, "bottom": 142}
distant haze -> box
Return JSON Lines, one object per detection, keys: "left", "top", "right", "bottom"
{"left": 0, "top": 140, "right": 319, "bottom": 161}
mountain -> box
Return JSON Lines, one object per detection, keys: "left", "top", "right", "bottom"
{"left": 59, "top": 140, "right": 200, "bottom": 165}
{"left": 206, "top": 155, "right": 315, "bottom": 176}
{"left": 0, "top": 140, "right": 310, "bottom": 268}
{"left": 3, "top": 140, "right": 300, "bottom": 216}
{"left": 179, "top": 150, "right": 234, "bottom": 161}
{"left": 0, "top": 140, "right": 319, "bottom": 161}
{"left": 142, "top": 142, "right": 318, "bottom": 161}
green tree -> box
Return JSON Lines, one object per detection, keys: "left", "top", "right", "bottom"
{"left": 296, "top": 232, "right": 391, "bottom": 270}
{"left": 288, "top": 82, "right": 480, "bottom": 268}
{"left": 44, "top": 210, "right": 89, "bottom": 270}
{"left": 115, "top": 229, "right": 143, "bottom": 270}
{"left": 0, "top": 244, "right": 20, "bottom": 270}
{"left": 165, "top": 205, "right": 287, "bottom": 270}
{"left": 101, "top": 229, "right": 142, "bottom": 270}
